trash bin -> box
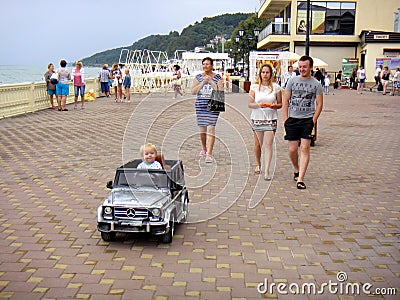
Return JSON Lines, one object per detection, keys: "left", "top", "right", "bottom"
{"left": 232, "top": 80, "right": 239, "bottom": 93}
{"left": 244, "top": 81, "right": 251, "bottom": 93}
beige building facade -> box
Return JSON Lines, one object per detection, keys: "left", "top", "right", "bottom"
{"left": 257, "top": 0, "right": 400, "bottom": 81}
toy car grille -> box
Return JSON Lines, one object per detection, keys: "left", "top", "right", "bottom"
{"left": 114, "top": 207, "right": 149, "bottom": 220}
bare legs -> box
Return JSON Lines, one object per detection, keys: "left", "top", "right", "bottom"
{"left": 57, "top": 94, "right": 61, "bottom": 110}
{"left": 254, "top": 131, "right": 275, "bottom": 180}
{"left": 49, "top": 94, "right": 55, "bottom": 108}
{"left": 199, "top": 125, "right": 216, "bottom": 155}
{"left": 60, "top": 95, "right": 67, "bottom": 110}
{"left": 288, "top": 139, "right": 311, "bottom": 183}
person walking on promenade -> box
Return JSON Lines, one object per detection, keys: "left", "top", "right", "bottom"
{"left": 123, "top": 68, "right": 131, "bottom": 102}
{"left": 324, "top": 73, "right": 330, "bottom": 95}
{"left": 391, "top": 67, "right": 400, "bottom": 96}
{"left": 283, "top": 55, "right": 323, "bottom": 189}
{"left": 44, "top": 63, "right": 56, "bottom": 109}
{"left": 72, "top": 61, "right": 86, "bottom": 109}
{"left": 281, "top": 65, "right": 296, "bottom": 89}
{"left": 357, "top": 65, "right": 366, "bottom": 94}
{"left": 191, "top": 57, "right": 223, "bottom": 163}
{"left": 172, "top": 64, "right": 183, "bottom": 99}
{"left": 56, "top": 59, "right": 71, "bottom": 111}
{"left": 110, "top": 64, "right": 122, "bottom": 101}
{"left": 248, "top": 64, "right": 282, "bottom": 180}
{"left": 335, "top": 70, "right": 342, "bottom": 89}
{"left": 380, "top": 66, "right": 391, "bottom": 95}
{"left": 350, "top": 68, "right": 357, "bottom": 90}
{"left": 99, "top": 64, "right": 110, "bottom": 98}
{"left": 370, "top": 64, "right": 382, "bottom": 91}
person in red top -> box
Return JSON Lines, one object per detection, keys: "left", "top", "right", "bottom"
{"left": 73, "top": 61, "right": 86, "bottom": 109}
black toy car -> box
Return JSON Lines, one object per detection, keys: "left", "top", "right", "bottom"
{"left": 97, "top": 159, "right": 188, "bottom": 243}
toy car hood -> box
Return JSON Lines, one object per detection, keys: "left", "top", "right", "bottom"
{"left": 104, "top": 187, "right": 170, "bottom": 206}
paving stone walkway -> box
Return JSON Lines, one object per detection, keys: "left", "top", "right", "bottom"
{"left": 0, "top": 89, "right": 399, "bottom": 299}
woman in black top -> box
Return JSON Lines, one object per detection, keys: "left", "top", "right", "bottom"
{"left": 380, "top": 66, "right": 391, "bottom": 95}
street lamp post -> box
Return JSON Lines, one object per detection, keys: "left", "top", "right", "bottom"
{"left": 235, "top": 27, "right": 260, "bottom": 91}
{"left": 305, "top": 0, "right": 311, "bottom": 56}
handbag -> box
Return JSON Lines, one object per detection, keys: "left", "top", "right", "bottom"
{"left": 50, "top": 72, "right": 59, "bottom": 84}
{"left": 207, "top": 86, "right": 225, "bottom": 112}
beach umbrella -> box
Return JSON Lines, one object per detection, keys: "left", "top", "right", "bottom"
{"left": 277, "top": 52, "right": 301, "bottom": 61}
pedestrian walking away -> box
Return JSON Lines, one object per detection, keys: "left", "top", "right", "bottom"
{"left": 370, "top": 64, "right": 382, "bottom": 91}
{"left": 283, "top": 55, "right": 324, "bottom": 190}
{"left": 191, "top": 57, "right": 224, "bottom": 164}
{"left": 392, "top": 67, "right": 400, "bottom": 96}
{"left": 99, "top": 64, "right": 110, "bottom": 98}
{"left": 248, "top": 64, "right": 282, "bottom": 181}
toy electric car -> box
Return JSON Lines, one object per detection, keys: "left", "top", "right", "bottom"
{"left": 97, "top": 159, "right": 188, "bottom": 243}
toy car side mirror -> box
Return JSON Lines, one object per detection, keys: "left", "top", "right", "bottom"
{"left": 106, "top": 181, "right": 113, "bottom": 189}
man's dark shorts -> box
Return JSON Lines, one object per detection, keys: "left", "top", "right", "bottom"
{"left": 284, "top": 117, "right": 314, "bottom": 141}
{"left": 374, "top": 76, "right": 380, "bottom": 85}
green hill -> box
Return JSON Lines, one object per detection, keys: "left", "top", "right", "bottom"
{"left": 81, "top": 13, "right": 254, "bottom": 66}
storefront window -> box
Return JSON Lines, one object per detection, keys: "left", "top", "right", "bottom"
{"left": 297, "top": 1, "right": 356, "bottom": 35}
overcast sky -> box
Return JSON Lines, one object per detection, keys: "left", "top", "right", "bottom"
{"left": 0, "top": 0, "right": 260, "bottom": 66}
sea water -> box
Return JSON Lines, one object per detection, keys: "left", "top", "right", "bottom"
{"left": 0, "top": 65, "right": 102, "bottom": 85}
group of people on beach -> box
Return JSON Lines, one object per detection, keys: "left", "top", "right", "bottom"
{"left": 138, "top": 56, "right": 323, "bottom": 190}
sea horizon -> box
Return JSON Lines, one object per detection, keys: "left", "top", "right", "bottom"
{"left": 0, "top": 65, "right": 101, "bottom": 85}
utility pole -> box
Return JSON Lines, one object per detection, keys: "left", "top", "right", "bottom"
{"left": 305, "top": 0, "right": 310, "bottom": 56}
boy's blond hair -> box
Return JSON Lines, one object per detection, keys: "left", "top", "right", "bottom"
{"left": 140, "top": 143, "right": 158, "bottom": 156}
{"left": 125, "top": 69, "right": 130, "bottom": 74}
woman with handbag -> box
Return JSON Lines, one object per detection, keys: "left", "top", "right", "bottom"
{"left": 249, "top": 64, "right": 282, "bottom": 180}
{"left": 191, "top": 57, "right": 224, "bottom": 163}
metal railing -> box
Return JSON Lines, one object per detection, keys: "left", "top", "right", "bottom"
{"left": 258, "top": 22, "right": 291, "bottom": 41}
{"left": 0, "top": 78, "right": 101, "bottom": 119}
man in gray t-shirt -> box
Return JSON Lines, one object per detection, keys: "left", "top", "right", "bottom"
{"left": 283, "top": 56, "right": 323, "bottom": 190}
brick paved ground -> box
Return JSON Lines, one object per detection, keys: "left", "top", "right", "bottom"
{"left": 0, "top": 89, "right": 399, "bottom": 300}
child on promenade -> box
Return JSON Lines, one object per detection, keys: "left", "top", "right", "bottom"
{"left": 137, "top": 143, "right": 163, "bottom": 169}
{"left": 324, "top": 73, "right": 330, "bottom": 95}
{"left": 123, "top": 69, "right": 131, "bottom": 102}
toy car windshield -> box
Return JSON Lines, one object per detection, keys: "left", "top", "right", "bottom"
{"left": 116, "top": 171, "right": 168, "bottom": 188}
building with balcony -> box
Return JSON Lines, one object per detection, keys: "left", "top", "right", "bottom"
{"left": 257, "top": 0, "right": 400, "bottom": 81}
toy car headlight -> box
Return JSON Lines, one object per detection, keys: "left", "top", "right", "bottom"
{"left": 151, "top": 208, "right": 161, "bottom": 217}
{"left": 104, "top": 206, "right": 113, "bottom": 215}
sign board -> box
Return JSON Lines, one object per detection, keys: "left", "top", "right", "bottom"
{"left": 249, "top": 51, "right": 281, "bottom": 83}
{"left": 373, "top": 35, "right": 389, "bottom": 40}
{"left": 341, "top": 58, "right": 359, "bottom": 77}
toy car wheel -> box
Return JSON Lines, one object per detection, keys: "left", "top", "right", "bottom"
{"left": 101, "top": 232, "right": 116, "bottom": 242}
{"left": 161, "top": 215, "right": 174, "bottom": 244}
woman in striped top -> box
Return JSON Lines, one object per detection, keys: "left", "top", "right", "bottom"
{"left": 191, "top": 57, "right": 223, "bottom": 163}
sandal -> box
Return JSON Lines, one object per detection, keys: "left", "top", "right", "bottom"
{"left": 254, "top": 165, "right": 261, "bottom": 175}
{"left": 293, "top": 172, "right": 299, "bottom": 181}
{"left": 297, "top": 182, "right": 306, "bottom": 189}
{"left": 264, "top": 174, "right": 271, "bottom": 181}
